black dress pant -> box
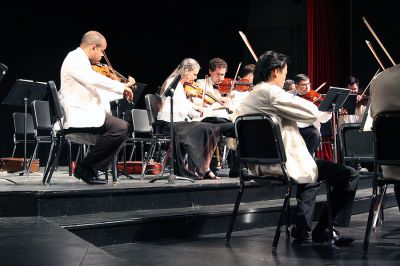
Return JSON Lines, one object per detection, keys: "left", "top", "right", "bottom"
{"left": 295, "top": 159, "right": 360, "bottom": 232}
{"left": 82, "top": 114, "right": 130, "bottom": 171}
{"left": 299, "top": 125, "right": 321, "bottom": 155}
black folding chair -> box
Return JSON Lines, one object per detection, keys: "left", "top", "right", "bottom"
{"left": 226, "top": 114, "right": 294, "bottom": 254}
{"left": 363, "top": 111, "right": 400, "bottom": 255}
{"left": 43, "top": 81, "right": 105, "bottom": 184}
{"left": 144, "top": 94, "right": 171, "bottom": 179}
{"left": 11, "top": 112, "right": 36, "bottom": 158}
{"left": 338, "top": 123, "right": 374, "bottom": 174}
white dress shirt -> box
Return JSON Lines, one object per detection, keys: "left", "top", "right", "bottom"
{"left": 157, "top": 78, "right": 199, "bottom": 122}
{"left": 233, "top": 82, "right": 319, "bottom": 184}
{"left": 59, "top": 47, "right": 125, "bottom": 128}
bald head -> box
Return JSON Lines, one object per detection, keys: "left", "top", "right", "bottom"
{"left": 80, "top": 31, "right": 106, "bottom": 48}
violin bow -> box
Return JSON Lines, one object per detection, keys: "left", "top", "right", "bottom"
{"left": 103, "top": 51, "right": 129, "bottom": 82}
{"left": 230, "top": 61, "right": 243, "bottom": 94}
{"left": 315, "top": 82, "right": 327, "bottom": 92}
{"left": 365, "top": 40, "right": 386, "bottom": 70}
{"left": 363, "top": 17, "right": 396, "bottom": 66}
{"left": 202, "top": 75, "right": 209, "bottom": 107}
{"left": 239, "top": 31, "right": 258, "bottom": 62}
{"left": 360, "top": 68, "right": 381, "bottom": 97}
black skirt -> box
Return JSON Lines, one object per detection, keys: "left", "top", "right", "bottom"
{"left": 156, "top": 120, "right": 221, "bottom": 178}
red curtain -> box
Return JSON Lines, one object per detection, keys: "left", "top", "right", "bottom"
{"left": 308, "top": 0, "right": 350, "bottom": 161}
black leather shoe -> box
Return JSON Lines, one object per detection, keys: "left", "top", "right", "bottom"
{"left": 312, "top": 228, "right": 354, "bottom": 245}
{"left": 291, "top": 226, "right": 311, "bottom": 241}
{"left": 74, "top": 164, "right": 107, "bottom": 185}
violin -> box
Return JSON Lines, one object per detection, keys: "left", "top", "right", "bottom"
{"left": 217, "top": 78, "right": 253, "bottom": 94}
{"left": 303, "top": 89, "right": 324, "bottom": 105}
{"left": 301, "top": 82, "right": 327, "bottom": 106}
{"left": 183, "top": 82, "right": 232, "bottom": 113}
{"left": 92, "top": 63, "right": 121, "bottom": 81}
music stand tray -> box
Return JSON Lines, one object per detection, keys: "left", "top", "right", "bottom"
{"left": 2, "top": 79, "right": 48, "bottom": 175}
{"left": 341, "top": 94, "right": 357, "bottom": 115}
{"left": 319, "top": 87, "right": 351, "bottom": 112}
{"left": 318, "top": 87, "right": 350, "bottom": 163}
{"left": 2, "top": 79, "right": 48, "bottom": 107}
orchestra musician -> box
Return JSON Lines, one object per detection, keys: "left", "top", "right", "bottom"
{"left": 283, "top": 79, "right": 295, "bottom": 92}
{"left": 229, "top": 63, "right": 255, "bottom": 110}
{"left": 338, "top": 76, "right": 368, "bottom": 126}
{"left": 369, "top": 64, "right": 400, "bottom": 210}
{"left": 291, "top": 74, "right": 331, "bottom": 155}
{"left": 58, "top": 30, "right": 136, "bottom": 185}
{"left": 339, "top": 76, "right": 370, "bottom": 172}
{"left": 233, "top": 51, "right": 359, "bottom": 244}
{"left": 194, "top": 58, "right": 232, "bottom": 121}
{"left": 157, "top": 58, "right": 221, "bottom": 179}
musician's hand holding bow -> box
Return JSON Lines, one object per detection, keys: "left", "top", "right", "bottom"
{"left": 123, "top": 76, "right": 136, "bottom": 103}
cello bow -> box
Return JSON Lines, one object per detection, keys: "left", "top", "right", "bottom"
{"left": 238, "top": 31, "right": 258, "bottom": 62}
{"left": 363, "top": 16, "right": 396, "bottom": 66}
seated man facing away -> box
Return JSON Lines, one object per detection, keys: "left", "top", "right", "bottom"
{"left": 232, "top": 50, "right": 360, "bottom": 245}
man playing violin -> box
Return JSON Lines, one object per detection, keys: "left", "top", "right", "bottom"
{"left": 58, "top": 30, "right": 136, "bottom": 184}
{"left": 291, "top": 74, "right": 331, "bottom": 155}
{"left": 195, "top": 57, "right": 233, "bottom": 123}
{"left": 338, "top": 76, "right": 368, "bottom": 126}
{"left": 229, "top": 64, "right": 255, "bottom": 111}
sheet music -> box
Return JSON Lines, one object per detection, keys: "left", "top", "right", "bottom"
{"left": 362, "top": 105, "right": 373, "bottom": 131}
{"left": 360, "top": 99, "right": 373, "bottom": 131}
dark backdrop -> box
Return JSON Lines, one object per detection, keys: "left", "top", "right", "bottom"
{"left": 0, "top": 0, "right": 398, "bottom": 162}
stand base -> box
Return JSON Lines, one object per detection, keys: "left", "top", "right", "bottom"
{"left": 149, "top": 174, "right": 195, "bottom": 183}
{"left": 0, "top": 178, "right": 18, "bottom": 184}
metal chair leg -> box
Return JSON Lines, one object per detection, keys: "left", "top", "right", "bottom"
{"left": 226, "top": 175, "right": 245, "bottom": 242}
{"left": 272, "top": 185, "right": 291, "bottom": 254}
{"left": 363, "top": 193, "right": 378, "bottom": 255}
{"left": 372, "top": 184, "right": 387, "bottom": 229}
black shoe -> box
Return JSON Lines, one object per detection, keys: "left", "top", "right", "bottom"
{"left": 312, "top": 228, "right": 354, "bottom": 245}
{"left": 228, "top": 169, "right": 240, "bottom": 178}
{"left": 74, "top": 164, "right": 107, "bottom": 185}
{"left": 291, "top": 226, "right": 311, "bottom": 241}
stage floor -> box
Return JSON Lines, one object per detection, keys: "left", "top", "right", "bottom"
{"left": 0, "top": 208, "right": 399, "bottom": 266}
{"left": 0, "top": 167, "right": 237, "bottom": 192}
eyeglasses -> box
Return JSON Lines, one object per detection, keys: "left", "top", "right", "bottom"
{"left": 299, "top": 83, "right": 311, "bottom": 87}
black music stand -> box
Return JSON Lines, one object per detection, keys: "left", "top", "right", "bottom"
{"left": 0, "top": 63, "right": 7, "bottom": 83}
{"left": 319, "top": 87, "right": 351, "bottom": 163}
{"left": 2, "top": 79, "right": 47, "bottom": 175}
{"left": 110, "top": 83, "right": 148, "bottom": 180}
{"left": 341, "top": 94, "right": 357, "bottom": 115}
{"left": 150, "top": 75, "right": 194, "bottom": 184}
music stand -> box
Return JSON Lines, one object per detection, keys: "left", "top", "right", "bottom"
{"left": 109, "top": 83, "right": 148, "bottom": 180}
{"left": 2, "top": 79, "right": 47, "bottom": 175}
{"left": 111, "top": 82, "right": 147, "bottom": 118}
{"left": 150, "top": 75, "right": 194, "bottom": 184}
{"left": 0, "top": 63, "right": 8, "bottom": 83}
{"left": 341, "top": 94, "right": 357, "bottom": 115}
{"left": 319, "top": 87, "right": 351, "bottom": 163}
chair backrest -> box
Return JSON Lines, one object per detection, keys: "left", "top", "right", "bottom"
{"left": 13, "top": 112, "right": 35, "bottom": 135}
{"left": 373, "top": 111, "right": 400, "bottom": 166}
{"left": 235, "top": 114, "right": 286, "bottom": 165}
{"left": 144, "top": 94, "right": 162, "bottom": 126}
{"left": 31, "top": 100, "right": 53, "bottom": 131}
{"left": 131, "top": 109, "right": 153, "bottom": 134}
{"left": 47, "top": 80, "right": 64, "bottom": 126}
{"left": 338, "top": 122, "right": 374, "bottom": 163}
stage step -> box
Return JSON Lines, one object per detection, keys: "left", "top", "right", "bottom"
{"left": 45, "top": 187, "right": 398, "bottom": 247}
{"left": 1, "top": 172, "right": 374, "bottom": 217}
